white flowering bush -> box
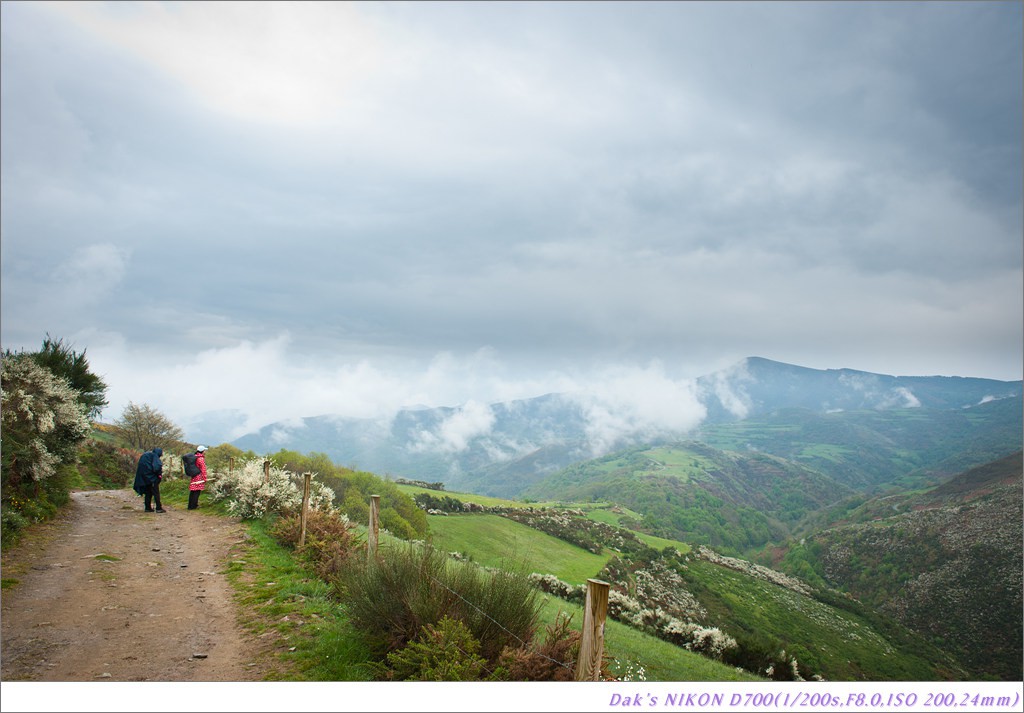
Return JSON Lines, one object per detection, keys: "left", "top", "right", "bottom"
{"left": 1, "top": 355, "right": 90, "bottom": 483}
{"left": 529, "top": 573, "right": 585, "bottom": 602}
{"left": 697, "top": 546, "right": 813, "bottom": 596}
{"left": 208, "top": 458, "right": 336, "bottom": 520}
{"left": 674, "top": 623, "right": 738, "bottom": 659}
{"left": 530, "top": 571, "right": 737, "bottom": 662}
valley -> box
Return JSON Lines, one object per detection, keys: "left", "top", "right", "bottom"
{"left": 220, "top": 357, "right": 1023, "bottom": 681}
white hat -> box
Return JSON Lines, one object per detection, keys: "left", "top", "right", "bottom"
{"left": 196, "top": 445, "right": 208, "bottom": 452}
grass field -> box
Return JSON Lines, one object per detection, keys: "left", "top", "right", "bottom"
{"left": 394, "top": 483, "right": 575, "bottom": 509}
{"left": 583, "top": 506, "right": 692, "bottom": 553}
{"left": 425, "top": 513, "right": 611, "bottom": 584}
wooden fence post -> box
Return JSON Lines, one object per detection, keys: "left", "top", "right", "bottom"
{"left": 367, "top": 494, "right": 381, "bottom": 562}
{"left": 299, "top": 473, "right": 312, "bottom": 547}
{"left": 263, "top": 459, "right": 270, "bottom": 484}
{"left": 575, "top": 578, "right": 610, "bottom": 681}
{"left": 229, "top": 457, "right": 234, "bottom": 478}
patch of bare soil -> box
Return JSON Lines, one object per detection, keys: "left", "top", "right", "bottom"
{"left": 1, "top": 489, "right": 275, "bottom": 683}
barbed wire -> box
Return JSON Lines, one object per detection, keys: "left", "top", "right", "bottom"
{"left": 422, "top": 570, "right": 577, "bottom": 674}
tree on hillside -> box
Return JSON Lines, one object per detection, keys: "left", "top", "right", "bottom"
{"left": 32, "top": 335, "right": 109, "bottom": 418}
{"left": 113, "top": 402, "right": 185, "bottom": 450}
{"left": 4, "top": 335, "right": 109, "bottom": 419}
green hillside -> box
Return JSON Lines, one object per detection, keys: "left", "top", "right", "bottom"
{"left": 421, "top": 506, "right": 964, "bottom": 682}
{"left": 677, "top": 557, "right": 959, "bottom": 680}
{"left": 512, "top": 400, "right": 1022, "bottom": 558}
{"left": 694, "top": 399, "right": 1022, "bottom": 490}
{"left": 522, "top": 441, "right": 850, "bottom": 553}
{"left": 425, "top": 513, "right": 611, "bottom": 585}
{"left": 770, "top": 452, "right": 1023, "bottom": 680}
{"left": 393, "top": 482, "right": 568, "bottom": 509}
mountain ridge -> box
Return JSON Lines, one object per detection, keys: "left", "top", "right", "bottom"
{"left": 769, "top": 451, "right": 1023, "bottom": 679}
{"left": 224, "top": 356, "right": 1021, "bottom": 495}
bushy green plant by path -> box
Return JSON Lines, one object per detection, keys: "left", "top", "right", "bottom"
{"left": 74, "top": 440, "right": 138, "bottom": 490}
{"left": 493, "top": 611, "right": 583, "bottom": 681}
{"left": 385, "top": 616, "right": 489, "bottom": 681}
{"left": 338, "top": 542, "right": 541, "bottom": 669}
{"left": 267, "top": 449, "right": 427, "bottom": 540}
{"left": 20, "top": 335, "right": 108, "bottom": 419}
{"left": 270, "top": 509, "right": 360, "bottom": 581}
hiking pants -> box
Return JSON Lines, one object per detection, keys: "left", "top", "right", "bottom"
{"left": 144, "top": 483, "right": 162, "bottom": 511}
{"left": 188, "top": 489, "right": 201, "bottom": 510}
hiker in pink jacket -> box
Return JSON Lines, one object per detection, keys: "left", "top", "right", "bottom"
{"left": 187, "top": 445, "right": 208, "bottom": 510}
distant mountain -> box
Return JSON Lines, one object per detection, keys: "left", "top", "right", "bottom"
{"left": 228, "top": 357, "right": 1021, "bottom": 495}
{"left": 518, "top": 395, "right": 1021, "bottom": 549}
{"left": 696, "top": 357, "right": 1021, "bottom": 421}
{"left": 694, "top": 396, "right": 1024, "bottom": 490}
{"left": 521, "top": 441, "right": 858, "bottom": 552}
{"left": 770, "top": 452, "right": 1023, "bottom": 680}
{"left": 231, "top": 392, "right": 594, "bottom": 487}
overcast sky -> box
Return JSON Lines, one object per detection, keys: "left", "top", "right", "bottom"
{"left": 2, "top": 1, "right": 1021, "bottom": 441}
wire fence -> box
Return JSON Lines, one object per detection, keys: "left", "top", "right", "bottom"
{"left": 203, "top": 458, "right": 609, "bottom": 680}
{"left": 423, "top": 570, "right": 576, "bottom": 676}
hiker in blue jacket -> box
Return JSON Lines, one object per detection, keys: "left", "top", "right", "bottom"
{"left": 133, "top": 447, "right": 165, "bottom": 513}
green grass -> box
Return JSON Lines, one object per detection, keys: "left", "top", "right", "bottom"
{"left": 394, "top": 483, "right": 573, "bottom": 509}
{"left": 228, "top": 515, "right": 751, "bottom": 682}
{"left": 226, "top": 517, "right": 375, "bottom": 681}
{"left": 583, "top": 504, "right": 643, "bottom": 523}
{"left": 584, "top": 507, "right": 692, "bottom": 552}
{"left": 425, "top": 513, "right": 611, "bottom": 585}
{"left": 633, "top": 531, "right": 692, "bottom": 553}
{"left": 797, "top": 444, "right": 855, "bottom": 462}
{"left": 643, "top": 446, "right": 721, "bottom": 482}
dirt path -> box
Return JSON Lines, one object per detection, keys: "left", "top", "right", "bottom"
{"left": 1, "top": 488, "right": 274, "bottom": 682}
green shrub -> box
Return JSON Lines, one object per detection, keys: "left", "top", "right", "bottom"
{"left": 323, "top": 469, "right": 427, "bottom": 540}
{"left": 75, "top": 440, "right": 137, "bottom": 489}
{"left": 338, "top": 543, "right": 541, "bottom": 669}
{"left": 270, "top": 509, "right": 360, "bottom": 581}
{"left": 494, "top": 611, "right": 582, "bottom": 681}
{"left": 386, "top": 616, "right": 488, "bottom": 681}
{"left": 0, "top": 508, "right": 29, "bottom": 549}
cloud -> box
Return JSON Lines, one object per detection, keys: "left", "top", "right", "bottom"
{"left": 409, "top": 400, "right": 496, "bottom": 455}
{"left": 88, "top": 337, "right": 568, "bottom": 442}
{"left": 2, "top": 0, "right": 1020, "bottom": 440}
{"left": 52, "top": 242, "right": 131, "bottom": 291}
{"left": 888, "top": 387, "right": 921, "bottom": 409}
{"left": 704, "top": 362, "right": 755, "bottom": 420}
{"left": 42, "top": 1, "right": 389, "bottom": 128}
{"left": 838, "top": 374, "right": 922, "bottom": 410}
{"left": 570, "top": 362, "right": 707, "bottom": 456}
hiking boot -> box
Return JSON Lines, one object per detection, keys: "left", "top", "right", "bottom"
{"left": 145, "top": 508, "right": 155, "bottom": 512}
{"left": 155, "top": 508, "right": 166, "bottom": 513}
